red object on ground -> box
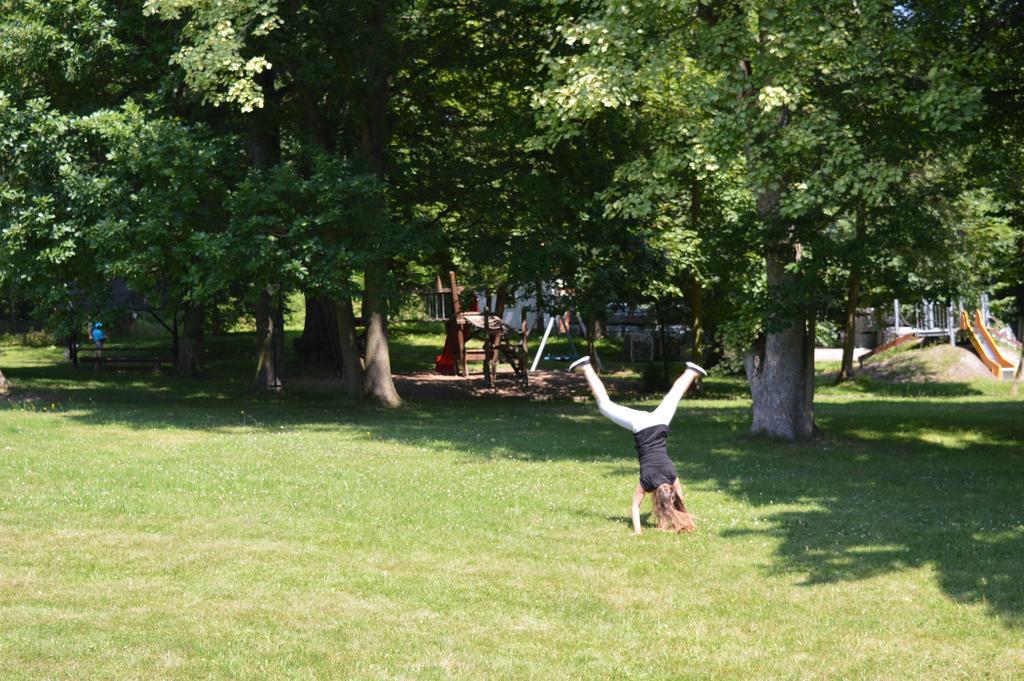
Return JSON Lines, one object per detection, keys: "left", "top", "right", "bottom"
{"left": 434, "top": 292, "right": 481, "bottom": 374}
{"left": 435, "top": 335, "right": 458, "bottom": 374}
{"left": 435, "top": 322, "right": 472, "bottom": 374}
{"left": 434, "top": 355, "right": 454, "bottom": 374}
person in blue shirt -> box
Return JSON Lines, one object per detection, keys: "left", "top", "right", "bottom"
{"left": 91, "top": 322, "right": 107, "bottom": 360}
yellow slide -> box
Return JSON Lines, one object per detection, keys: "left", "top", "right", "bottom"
{"left": 960, "top": 310, "right": 1016, "bottom": 379}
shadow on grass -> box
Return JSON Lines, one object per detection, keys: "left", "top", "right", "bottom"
{"left": 4, "top": 351, "right": 1023, "bottom": 626}
{"left": 846, "top": 375, "right": 986, "bottom": 398}
{"left": 685, "top": 400, "right": 1024, "bottom": 627}
{"left": 815, "top": 367, "right": 987, "bottom": 397}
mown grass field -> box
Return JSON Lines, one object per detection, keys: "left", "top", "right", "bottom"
{"left": 1, "top": 331, "right": 1022, "bottom": 679}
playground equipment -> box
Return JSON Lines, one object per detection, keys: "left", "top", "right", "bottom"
{"left": 960, "top": 309, "right": 1017, "bottom": 380}
{"left": 529, "top": 310, "right": 606, "bottom": 371}
{"left": 858, "top": 299, "right": 958, "bottom": 365}
{"left": 859, "top": 297, "right": 1020, "bottom": 379}
{"left": 889, "top": 299, "right": 960, "bottom": 343}
{"left": 427, "top": 272, "right": 529, "bottom": 386}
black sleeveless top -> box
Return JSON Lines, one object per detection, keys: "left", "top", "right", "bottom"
{"left": 634, "top": 424, "right": 678, "bottom": 492}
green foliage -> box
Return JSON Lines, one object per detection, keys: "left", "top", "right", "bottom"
{"left": 3, "top": 0, "right": 1022, "bottom": 387}
{"left": 0, "top": 0, "right": 126, "bottom": 105}
{"left": 221, "top": 153, "right": 397, "bottom": 305}
{"left": 0, "top": 329, "right": 55, "bottom": 347}
{"left": 143, "top": 0, "right": 278, "bottom": 112}
{"left": 77, "top": 102, "right": 239, "bottom": 304}
{"left": 0, "top": 95, "right": 107, "bottom": 335}
{"left": 0, "top": 1, "right": 188, "bottom": 338}
{"left": 929, "top": 187, "right": 1016, "bottom": 299}
{"left": 531, "top": 0, "right": 1013, "bottom": 361}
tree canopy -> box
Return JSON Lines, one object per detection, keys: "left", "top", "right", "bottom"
{"left": 1, "top": 0, "right": 1020, "bottom": 433}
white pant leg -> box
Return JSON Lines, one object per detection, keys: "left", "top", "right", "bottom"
{"left": 597, "top": 399, "right": 658, "bottom": 433}
{"left": 648, "top": 380, "right": 688, "bottom": 427}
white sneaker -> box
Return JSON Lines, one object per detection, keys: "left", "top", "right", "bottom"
{"left": 685, "top": 361, "right": 707, "bottom": 377}
{"left": 568, "top": 356, "right": 591, "bottom": 372}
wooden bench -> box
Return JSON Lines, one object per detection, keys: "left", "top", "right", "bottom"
{"left": 75, "top": 346, "right": 170, "bottom": 373}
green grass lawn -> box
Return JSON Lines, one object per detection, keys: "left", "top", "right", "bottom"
{"left": 1, "top": 338, "right": 1023, "bottom": 679}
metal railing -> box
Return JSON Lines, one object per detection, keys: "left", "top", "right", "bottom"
{"left": 889, "top": 295, "right": 1005, "bottom": 346}
{"left": 890, "top": 299, "right": 958, "bottom": 345}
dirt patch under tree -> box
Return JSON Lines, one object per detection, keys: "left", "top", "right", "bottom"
{"left": 288, "top": 369, "right": 642, "bottom": 402}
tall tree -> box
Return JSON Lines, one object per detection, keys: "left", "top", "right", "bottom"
{"left": 956, "top": 0, "right": 1024, "bottom": 388}
{"left": 0, "top": 99, "right": 110, "bottom": 353}
{"left": 144, "top": 0, "right": 434, "bottom": 405}
{"left": 78, "top": 105, "right": 240, "bottom": 376}
{"left": 0, "top": 0, "right": 222, "bottom": 371}
{"left": 535, "top": 0, "right": 985, "bottom": 438}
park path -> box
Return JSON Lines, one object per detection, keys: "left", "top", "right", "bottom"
{"left": 814, "top": 347, "right": 870, "bottom": 362}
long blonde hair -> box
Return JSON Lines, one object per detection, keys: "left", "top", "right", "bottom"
{"left": 652, "top": 483, "right": 696, "bottom": 533}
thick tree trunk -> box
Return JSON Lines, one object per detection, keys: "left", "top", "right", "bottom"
{"left": 747, "top": 239, "right": 817, "bottom": 440}
{"left": 248, "top": 68, "right": 283, "bottom": 392}
{"left": 298, "top": 294, "right": 333, "bottom": 363}
{"left": 67, "top": 329, "right": 79, "bottom": 369}
{"left": 0, "top": 368, "right": 8, "bottom": 391}
{"left": 334, "top": 298, "right": 364, "bottom": 398}
{"left": 731, "top": 45, "right": 816, "bottom": 438}
{"left": 318, "top": 296, "right": 344, "bottom": 368}
{"left": 836, "top": 271, "right": 862, "bottom": 384}
{"left": 296, "top": 294, "right": 363, "bottom": 398}
{"left": 175, "top": 302, "right": 204, "bottom": 377}
{"left": 248, "top": 102, "right": 281, "bottom": 169}
{"left": 254, "top": 288, "right": 285, "bottom": 391}
{"left": 362, "top": 263, "right": 402, "bottom": 407}
{"left": 355, "top": 9, "right": 401, "bottom": 408}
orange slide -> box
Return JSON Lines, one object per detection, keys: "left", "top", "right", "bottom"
{"left": 960, "top": 310, "right": 1016, "bottom": 379}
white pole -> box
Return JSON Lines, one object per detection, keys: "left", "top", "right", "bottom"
{"left": 948, "top": 303, "right": 955, "bottom": 346}
{"left": 893, "top": 300, "right": 901, "bottom": 336}
{"left": 530, "top": 316, "right": 556, "bottom": 372}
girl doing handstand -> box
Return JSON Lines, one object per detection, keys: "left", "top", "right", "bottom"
{"left": 570, "top": 357, "right": 706, "bottom": 535}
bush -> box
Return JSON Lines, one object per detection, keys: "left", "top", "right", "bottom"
{"left": 714, "top": 347, "right": 749, "bottom": 376}
{"left": 0, "top": 330, "right": 55, "bottom": 347}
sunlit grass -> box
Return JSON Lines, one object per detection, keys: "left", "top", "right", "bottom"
{"left": 1, "top": 339, "right": 1023, "bottom": 679}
